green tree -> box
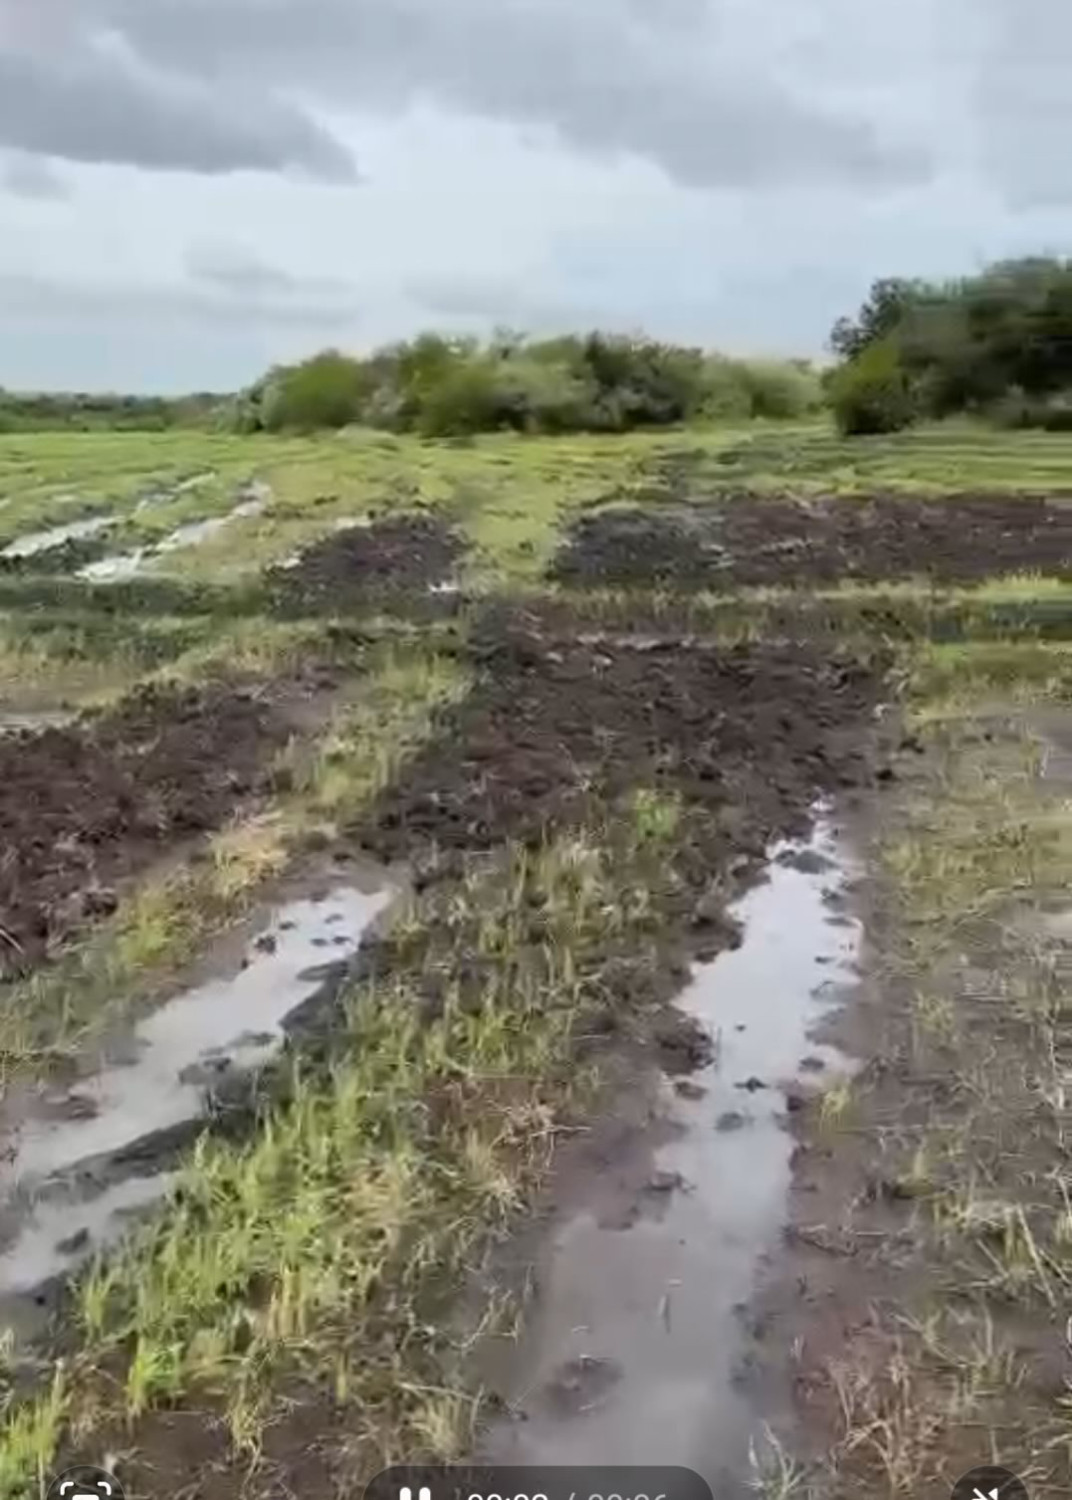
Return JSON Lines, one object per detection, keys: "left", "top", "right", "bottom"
{"left": 829, "top": 338, "right": 917, "bottom": 435}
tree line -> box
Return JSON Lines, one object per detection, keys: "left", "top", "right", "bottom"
{"left": 229, "top": 332, "right": 823, "bottom": 436}
{"left": 828, "top": 256, "right": 1072, "bottom": 435}
{"left": 0, "top": 390, "right": 222, "bottom": 433}
{"left": 3, "top": 256, "right": 1068, "bottom": 440}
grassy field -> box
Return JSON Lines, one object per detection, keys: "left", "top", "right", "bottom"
{"left": 2, "top": 417, "right": 1072, "bottom": 1497}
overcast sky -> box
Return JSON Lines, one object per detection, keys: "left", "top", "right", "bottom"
{"left": 0, "top": 0, "right": 1068, "bottom": 392}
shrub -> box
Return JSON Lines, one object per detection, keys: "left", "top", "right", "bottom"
{"left": 989, "top": 387, "right": 1072, "bottom": 432}
{"left": 232, "top": 329, "right": 830, "bottom": 438}
{"left": 829, "top": 339, "right": 917, "bottom": 436}
{"left": 487, "top": 357, "right": 599, "bottom": 433}
{"left": 736, "top": 359, "right": 823, "bottom": 420}
{"left": 415, "top": 357, "right": 501, "bottom": 437}
{"left": 696, "top": 357, "right": 753, "bottom": 421}
{"left": 261, "top": 351, "right": 369, "bottom": 432}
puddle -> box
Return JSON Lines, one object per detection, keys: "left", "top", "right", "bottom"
{"left": 237, "top": 479, "right": 273, "bottom": 506}
{"left": 479, "top": 818, "right": 860, "bottom": 1486}
{"left": 156, "top": 515, "right": 232, "bottom": 552}
{"left": 78, "top": 549, "right": 148, "bottom": 582}
{"left": 136, "top": 472, "right": 218, "bottom": 510}
{"left": 428, "top": 579, "right": 462, "bottom": 596}
{"left": 0, "top": 881, "right": 392, "bottom": 1331}
{"left": 0, "top": 708, "right": 77, "bottom": 736}
{"left": 79, "top": 499, "right": 267, "bottom": 581}
{"left": 1, "top": 514, "right": 115, "bottom": 560}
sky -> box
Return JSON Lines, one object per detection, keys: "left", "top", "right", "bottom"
{"left": 0, "top": 0, "right": 1068, "bottom": 393}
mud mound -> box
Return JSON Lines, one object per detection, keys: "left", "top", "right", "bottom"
{"left": 267, "top": 514, "right": 463, "bottom": 614}
{"left": 357, "top": 603, "right": 885, "bottom": 880}
{"left": 553, "top": 493, "right": 1072, "bottom": 589}
{"left": 0, "top": 683, "right": 290, "bottom": 977}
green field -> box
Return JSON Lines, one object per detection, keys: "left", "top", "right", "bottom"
{"left": 2, "top": 419, "right": 1072, "bottom": 1498}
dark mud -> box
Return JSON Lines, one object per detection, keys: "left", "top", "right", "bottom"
{"left": 0, "top": 683, "right": 295, "bottom": 976}
{"left": 358, "top": 603, "right": 885, "bottom": 880}
{"left": 20, "top": 594, "right": 893, "bottom": 1500}
{"left": 267, "top": 514, "right": 464, "bottom": 614}
{"left": 554, "top": 493, "right": 1072, "bottom": 589}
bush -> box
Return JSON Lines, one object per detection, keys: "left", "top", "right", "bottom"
{"left": 231, "top": 329, "right": 829, "bottom": 438}
{"left": 830, "top": 257, "right": 1072, "bottom": 423}
{"left": 829, "top": 339, "right": 917, "bottom": 436}
{"left": 261, "top": 351, "right": 369, "bottom": 432}
{"left": 736, "top": 359, "right": 823, "bottom": 420}
{"left": 696, "top": 357, "right": 753, "bottom": 421}
{"left": 989, "top": 387, "right": 1072, "bottom": 432}
{"left": 487, "top": 357, "right": 599, "bottom": 433}
{"left": 415, "top": 357, "right": 501, "bottom": 437}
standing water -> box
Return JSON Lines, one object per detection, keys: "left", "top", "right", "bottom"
{"left": 1, "top": 513, "right": 115, "bottom": 560}
{"left": 0, "top": 882, "right": 392, "bottom": 1339}
{"left": 480, "top": 818, "right": 860, "bottom": 1491}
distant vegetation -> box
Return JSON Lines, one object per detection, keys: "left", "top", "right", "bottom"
{"left": 828, "top": 256, "right": 1072, "bottom": 436}
{"left": 0, "top": 390, "right": 222, "bottom": 433}
{"left": 230, "top": 332, "right": 824, "bottom": 437}
{"left": 6, "top": 256, "right": 1071, "bottom": 443}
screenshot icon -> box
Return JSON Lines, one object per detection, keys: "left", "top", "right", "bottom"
{"left": 950, "top": 1466, "right": 1028, "bottom": 1500}
{"left": 46, "top": 1466, "right": 124, "bottom": 1500}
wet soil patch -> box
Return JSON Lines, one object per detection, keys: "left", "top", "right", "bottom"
{"left": 743, "top": 723, "right": 1072, "bottom": 1498}
{"left": 0, "top": 533, "right": 121, "bottom": 577}
{"left": 266, "top": 514, "right": 465, "bottom": 615}
{"left": 358, "top": 602, "right": 885, "bottom": 879}
{"left": 0, "top": 682, "right": 294, "bottom": 977}
{"left": 553, "top": 492, "right": 1072, "bottom": 589}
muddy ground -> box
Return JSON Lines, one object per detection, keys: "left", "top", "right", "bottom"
{"left": 358, "top": 602, "right": 885, "bottom": 881}
{"left": 83, "top": 598, "right": 892, "bottom": 1500}
{"left": 0, "top": 682, "right": 296, "bottom": 977}
{"left": 6, "top": 474, "right": 1065, "bottom": 1499}
{"left": 267, "top": 513, "right": 464, "bottom": 614}
{"left": 554, "top": 492, "right": 1072, "bottom": 588}
{"left": 737, "top": 713, "right": 1072, "bottom": 1498}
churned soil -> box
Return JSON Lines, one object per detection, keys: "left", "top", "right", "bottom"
{"left": 267, "top": 514, "right": 464, "bottom": 614}
{"left": 553, "top": 492, "right": 1072, "bottom": 589}
{"left": 358, "top": 601, "right": 887, "bottom": 879}
{"left": 0, "top": 682, "right": 292, "bottom": 977}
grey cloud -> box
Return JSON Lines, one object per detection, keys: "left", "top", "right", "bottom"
{"left": 27, "top": 0, "right": 926, "bottom": 190}
{"left": 185, "top": 243, "right": 356, "bottom": 302}
{"left": 1, "top": 151, "right": 69, "bottom": 200}
{"left": 0, "top": 269, "right": 360, "bottom": 328}
{"left": 406, "top": 272, "right": 610, "bottom": 332}
{"left": 0, "top": 34, "right": 358, "bottom": 180}
{"left": 974, "top": 0, "right": 1072, "bottom": 207}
